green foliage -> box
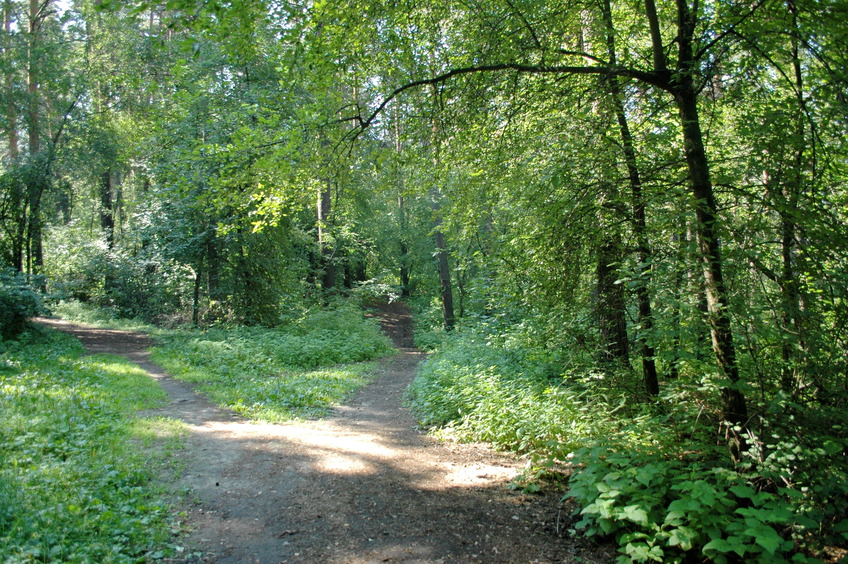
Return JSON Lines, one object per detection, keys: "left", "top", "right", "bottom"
{"left": 408, "top": 322, "right": 615, "bottom": 460}
{"left": 51, "top": 300, "right": 155, "bottom": 332}
{"left": 44, "top": 222, "right": 193, "bottom": 322}
{"left": 0, "top": 268, "right": 47, "bottom": 340}
{"left": 0, "top": 327, "right": 184, "bottom": 562}
{"left": 566, "top": 413, "right": 848, "bottom": 563}
{"left": 151, "top": 305, "right": 394, "bottom": 421}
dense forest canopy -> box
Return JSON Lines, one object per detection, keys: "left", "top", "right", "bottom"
{"left": 2, "top": 0, "right": 848, "bottom": 559}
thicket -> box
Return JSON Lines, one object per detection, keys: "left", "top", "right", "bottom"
{"left": 0, "top": 268, "right": 46, "bottom": 340}
{"left": 0, "top": 327, "right": 186, "bottom": 562}
{"left": 409, "top": 317, "right": 848, "bottom": 562}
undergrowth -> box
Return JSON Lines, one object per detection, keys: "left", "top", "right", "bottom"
{"left": 0, "top": 327, "right": 186, "bottom": 563}
{"left": 53, "top": 300, "right": 395, "bottom": 422}
{"left": 151, "top": 305, "right": 395, "bottom": 421}
{"left": 409, "top": 321, "right": 848, "bottom": 562}
{"left": 408, "top": 324, "right": 617, "bottom": 462}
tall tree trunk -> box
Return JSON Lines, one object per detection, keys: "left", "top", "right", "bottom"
{"left": 596, "top": 234, "right": 629, "bottom": 363}
{"left": 317, "top": 180, "right": 335, "bottom": 290}
{"left": 431, "top": 189, "right": 455, "bottom": 331}
{"left": 3, "top": 0, "right": 17, "bottom": 160}
{"left": 100, "top": 169, "right": 114, "bottom": 247}
{"left": 192, "top": 265, "right": 202, "bottom": 326}
{"left": 434, "top": 221, "right": 455, "bottom": 331}
{"left": 206, "top": 234, "right": 220, "bottom": 301}
{"left": 603, "top": 0, "right": 658, "bottom": 393}
{"left": 777, "top": 3, "right": 811, "bottom": 397}
{"left": 398, "top": 194, "right": 410, "bottom": 297}
{"left": 671, "top": 0, "right": 748, "bottom": 459}
{"left": 24, "top": 0, "right": 47, "bottom": 278}
{"left": 27, "top": 0, "right": 40, "bottom": 156}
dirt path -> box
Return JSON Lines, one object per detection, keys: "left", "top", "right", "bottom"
{"left": 38, "top": 306, "right": 605, "bottom": 563}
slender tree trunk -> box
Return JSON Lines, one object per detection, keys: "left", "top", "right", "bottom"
{"left": 671, "top": 0, "right": 748, "bottom": 459}
{"left": 398, "top": 194, "right": 410, "bottom": 297}
{"left": 317, "top": 180, "right": 335, "bottom": 290}
{"left": 100, "top": 169, "right": 114, "bottom": 247}
{"left": 192, "top": 265, "right": 202, "bottom": 326}
{"left": 434, "top": 219, "right": 455, "bottom": 331}
{"left": 778, "top": 4, "right": 811, "bottom": 397}
{"left": 206, "top": 235, "right": 220, "bottom": 300}
{"left": 27, "top": 0, "right": 40, "bottom": 155}
{"left": 431, "top": 189, "right": 455, "bottom": 331}
{"left": 3, "top": 0, "right": 17, "bottom": 160}
{"left": 603, "top": 0, "right": 658, "bottom": 393}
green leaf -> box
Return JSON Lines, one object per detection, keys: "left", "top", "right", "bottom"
{"left": 729, "top": 485, "right": 756, "bottom": 499}
{"left": 621, "top": 504, "right": 650, "bottom": 527}
{"left": 668, "top": 526, "right": 697, "bottom": 550}
{"left": 745, "top": 523, "right": 783, "bottom": 554}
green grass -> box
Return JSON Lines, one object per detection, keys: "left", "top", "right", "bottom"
{"left": 55, "top": 300, "right": 396, "bottom": 422}
{"left": 0, "top": 327, "right": 187, "bottom": 563}
{"left": 151, "top": 307, "right": 395, "bottom": 421}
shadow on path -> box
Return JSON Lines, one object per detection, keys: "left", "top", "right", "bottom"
{"left": 36, "top": 310, "right": 602, "bottom": 564}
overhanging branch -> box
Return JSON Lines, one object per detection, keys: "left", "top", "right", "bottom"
{"left": 351, "top": 62, "right": 671, "bottom": 136}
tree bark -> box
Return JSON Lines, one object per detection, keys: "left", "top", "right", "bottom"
{"left": 671, "top": 0, "right": 748, "bottom": 459}
{"left": 604, "top": 0, "right": 659, "bottom": 393}
{"left": 398, "top": 194, "right": 410, "bottom": 297}
{"left": 431, "top": 189, "right": 455, "bottom": 331}
{"left": 317, "top": 180, "right": 335, "bottom": 290}
{"left": 434, "top": 224, "right": 455, "bottom": 331}
{"left": 100, "top": 169, "right": 114, "bottom": 247}
{"left": 3, "top": 0, "right": 17, "bottom": 160}
{"left": 596, "top": 236, "right": 629, "bottom": 363}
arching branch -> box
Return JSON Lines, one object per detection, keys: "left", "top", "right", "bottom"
{"left": 344, "top": 62, "right": 671, "bottom": 140}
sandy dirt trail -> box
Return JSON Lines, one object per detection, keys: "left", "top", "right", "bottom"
{"left": 39, "top": 305, "right": 604, "bottom": 563}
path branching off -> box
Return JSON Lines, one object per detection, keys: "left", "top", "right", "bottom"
{"left": 40, "top": 304, "right": 606, "bottom": 563}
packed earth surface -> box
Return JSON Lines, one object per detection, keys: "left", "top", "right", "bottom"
{"left": 39, "top": 303, "right": 611, "bottom": 563}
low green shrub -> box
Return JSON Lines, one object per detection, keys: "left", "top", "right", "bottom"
{"left": 0, "top": 268, "right": 46, "bottom": 340}
{"left": 566, "top": 413, "right": 848, "bottom": 563}
{"left": 0, "top": 328, "right": 184, "bottom": 562}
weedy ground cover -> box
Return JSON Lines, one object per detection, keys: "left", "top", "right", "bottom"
{"left": 55, "top": 300, "right": 395, "bottom": 422}
{"left": 409, "top": 321, "right": 848, "bottom": 563}
{"left": 0, "top": 327, "right": 187, "bottom": 563}
{"left": 151, "top": 306, "right": 394, "bottom": 421}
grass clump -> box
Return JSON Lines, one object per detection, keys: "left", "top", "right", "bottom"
{"left": 0, "top": 327, "right": 185, "bottom": 563}
{"left": 151, "top": 305, "right": 394, "bottom": 421}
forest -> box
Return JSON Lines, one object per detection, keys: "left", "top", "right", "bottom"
{"left": 1, "top": 0, "right": 847, "bottom": 561}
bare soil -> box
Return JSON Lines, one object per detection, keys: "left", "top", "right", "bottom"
{"left": 38, "top": 304, "right": 611, "bottom": 564}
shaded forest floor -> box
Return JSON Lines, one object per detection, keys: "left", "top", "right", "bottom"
{"left": 39, "top": 302, "right": 611, "bottom": 563}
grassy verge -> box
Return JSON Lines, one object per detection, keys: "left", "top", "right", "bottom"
{"left": 54, "top": 301, "right": 396, "bottom": 422}
{"left": 0, "top": 327, "right": 187, "bottom": 563}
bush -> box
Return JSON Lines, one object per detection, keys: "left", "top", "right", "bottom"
{"left": 407, "top": 323, "right": 614, "bottom": 463}
{"left": 566, "top": 413, "right": 848, "bottom": 563}
{"left": 0, "top": 268, "right": 46, "bottom": 339}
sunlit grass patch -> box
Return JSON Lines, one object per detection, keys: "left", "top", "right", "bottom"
{"left": 208, "top": 363, "right": 376, "bottom": 422}
{"left": 0, "top": 328, "right": 182, "bottom": 562}
{"left": 151, "top": 306, "right": 393, "bottom": 422}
